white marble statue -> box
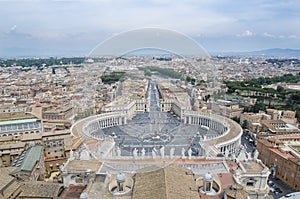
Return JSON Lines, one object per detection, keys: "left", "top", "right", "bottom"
{"left": 70, "top": 149, "right": 74, "bottom": 160}
{"left": 231, "top": 153, "right": 236, "bottom": 161}
{"left": 160, "top": 146, "right": 165, "bottom": 159}
{"left": 224, "top": 148, "right": 229, "bottom": 158}
{"left": 80, "top": 149, "right": 90, "bottom": 160}
{"left": 152, "top": 148, "right": 157, "bottom": 159}
{"left": 141, "top": 148, "right": 146, "bottom": 159}
{"left": 181, "top": 147, "right": 186, "bottom": 159}
{"left": 188, "top": 148, "right": 193, "bottom": 159}
{"left": 254, "top": 149, "right": 259, "bottom": 160}
{"left": 170, "top": 147, "right": 175, "bottom": 159}
{"left": 116, "top": 146, "right": 121, "bottom": 157}
{"left": 133, "top": 148, "right": 138, "bottom": 159}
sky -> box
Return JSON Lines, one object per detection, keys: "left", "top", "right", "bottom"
{"left": 0, "top": 0, "right": 300, "bottom": 57}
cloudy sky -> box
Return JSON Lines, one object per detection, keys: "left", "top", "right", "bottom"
{"left": 0, "top": 0, "right": 299, "bottom": 57}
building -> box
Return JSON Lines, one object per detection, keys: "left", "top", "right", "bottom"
{"left": 18, "top": 181, "right": 63, "bottom": 199}
{"left": 61, "top": 159, "right": 102, "bottom": 188}
{"left": 65, "top": 157, "right": 272, "bottom": 199}
{"left": 260, "top": 120, "right": 300, "bottom": 135}
{"left": 132, "top": 165, "right": 199, "bottom": 199}
{"left": 209, "top": 99, "right": 244, "bottom": 119}
{"left": 10, "top": 145, "right": 45, "bottom": 181}
{"left": 240, "top": 111, "right": 271, "bottom": 133}
{"left": 42, "top": 105, "right": 74, "bottom": 120}
{"left": 0, "top": 142, "right": 26, "bottom": 167}
{"left": 234, "top": 159, "right": 270, "bottom": 198}
{"left": 0, "top": 167, "right": 22, "bottom": 199}
{"left": 42, "top": 130, "right": 73, "bottom": 172}
{"left": 0, "top": 112, "right": 43, "bottom": 137}
{"left": 257, "top": 134, "right": 300, "bottom": 190}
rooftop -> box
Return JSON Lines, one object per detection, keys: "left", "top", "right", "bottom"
{"left": 132, "top": 165, "right": 199, "bottom": 199}
{"left": 269, "top": 148, "right": 296, "bottom": 159}
{"left": 0, "top": 167, "right": 16, "bottom": 191}
{"left": 11, "top": 145, "right": 43, "bottom": 174}
{"left": 240, "top": 160, "right": 264, "bottom": 173}
{"left": 65, "top": 160, "right": 102, "bottom": 173}
{"left": 0, "top": 112, "right": 35, "bottom": 122}
{"left": 19, "top": 181, "right": 63, "bottom": 198}
{"left": 0, "top": 118, "right": 38, "bottom": 126}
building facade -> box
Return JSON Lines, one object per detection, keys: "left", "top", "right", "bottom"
{"left": 257, "top": 134, "right": 300, "bottom": 190}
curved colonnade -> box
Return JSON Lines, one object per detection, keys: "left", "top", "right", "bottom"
{"left": 184, "top": 111, "right": 243, "bottom": 155}
{"left": 72, "top": 110, "right": 242, "bottom": 156}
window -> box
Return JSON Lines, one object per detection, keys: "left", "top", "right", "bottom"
{"left": 246, "top": 181, "right": 254, "bottom": 186}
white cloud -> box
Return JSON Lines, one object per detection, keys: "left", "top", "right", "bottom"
{"left": 237, "top": 30, "right": 254, "bottom": 37}
{"left": 10, "top": 25, "right": 17, "bottom": 31}
{"left": 263, "top": 32, "right": 275, "bottom": 38}
{"left": 288, "top": 35, "right": 298, "bottom": 39}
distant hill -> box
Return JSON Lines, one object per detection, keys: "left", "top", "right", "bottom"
{"left": 211, "top": 48, "right": 300, "bottom": 57}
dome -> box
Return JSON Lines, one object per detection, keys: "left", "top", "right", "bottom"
{"left": 116, "top": 173, "right": 126, "bottom": 182}
{"left": 203, "top": 172, "right": 213, "bottom": 181}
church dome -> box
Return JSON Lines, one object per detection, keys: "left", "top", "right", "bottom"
{"left": 116, "top": 173, "right": 126, "bottom": 182}
{"left": 203, "top": 172, "right": 213, "bottom": 181}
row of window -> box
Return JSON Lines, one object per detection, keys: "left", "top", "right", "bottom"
{"left": 0, "top": 130, "right": 40, "bottom": 137}
{"left": 0, "top": 122, "right": 40, "bottom": 132}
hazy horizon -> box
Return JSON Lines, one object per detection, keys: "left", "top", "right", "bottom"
{"left": 1, "top": 0, "right": 300, "bottom": 57}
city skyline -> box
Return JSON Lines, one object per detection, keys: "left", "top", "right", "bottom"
{"left": 0, "top": 0, "right": 300, "bottom": 57}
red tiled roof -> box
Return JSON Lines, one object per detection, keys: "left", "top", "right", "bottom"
{"left": 60, "top": 185, "right": 86, "bottom": 198}
{"left": 269, "top": 148, "right": 296, "bottom": 159}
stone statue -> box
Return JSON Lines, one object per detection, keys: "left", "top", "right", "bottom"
{"left": 133, "top": 148, "right": 138, "bottom": 159}
{"left": 224, "top": 148, "right": 229, "bottom": 158}
{"left": 188, "top": 148, "right": 193, "bottom": 159}
{"left": 247, "top": 152, "right": 252, "bottom": 160}
{"left": 231, "top": 153, "right": 236, "bottom": 161}
{"left": 170, "top": 147, "right": 175, "bottom": 159}
{"left": 141, "top": 148, "right": 146, "bottom": 159}
{"left": 75, "top": 152, "right": 80, "bottom": 160}
{"left": 253, "top": 149, "right": 259, "bottom": 160}
{"left": 70, "top": 149, "right": 74, "bottom": 160}
{"left": 152, "top": 148, "right": 157, "bottom": 159}
{"left": 80, "top": 149, "right": 90, "bottom": 160}
{"left": 160, "top": 146, "right": 165, "bottom": 159}
{"left": 116, "top": 146, "right": 121, "bottom": 157}
{"left": 181, "top": 147, "right": 186, "bottom": 159}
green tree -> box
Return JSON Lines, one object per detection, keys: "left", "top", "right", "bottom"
{"left": 276, "top": 85, "right": 285, "bottom": 93}
{"left": 204, "top": 94, "right": 211, "bottom": 101}
{"left": 242, "top": 120, "right": 248, "bottom": 128}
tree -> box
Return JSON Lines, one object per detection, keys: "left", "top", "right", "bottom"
{"left": 232, "top": 116, "right": 240, "bottom": 123}
{"left": 204, "top": 94, "right": 211, "bottom": 102}
{"left": 242, "top": 120, "right": 248, "bottom": 129}
{"left": 276, "top": 85, "right": 285, "bottom": 93}
{"left": 252, "top": 101, "right": 266, "bottom": 113}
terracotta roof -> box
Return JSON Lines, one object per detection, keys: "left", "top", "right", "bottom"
{"left": 132, "top": 165, "right": 199, "bottom": 199}
{"left": 269, "top": 148, "right": 296, "bottom": 159}
{"left": 59, "top": 185, "right": 86, "bottom": 198}
{"left": 224, "top": 183, "right": 248, "bottom": 199}
{"left": 0, "top": 112, "right": 35, "bottom": 122}
{"left": 66, "top": 160, "right": 102, "bottom": 173}
{"left": 217, "top": 173, "right": 235, "bottom": 190}
{"left": 21, "top": 133, "right": 42, "bottom": 141}
{"left": 241, "top": 160, "right": 264, "bottom": 173}
{"left": 267, "top": 133, "right": 300, "bottom": 141}
{"left": 19, "top": 181, "right": 63, "bottom": 198}
{"left": 42, "top": 129, "right": 71, "bottom": 137}
{"left": 0, "top": 142, "right": 26, "bottom": 150}
{"left": 0, "top": 167, "right": 15, "bottom": 191}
